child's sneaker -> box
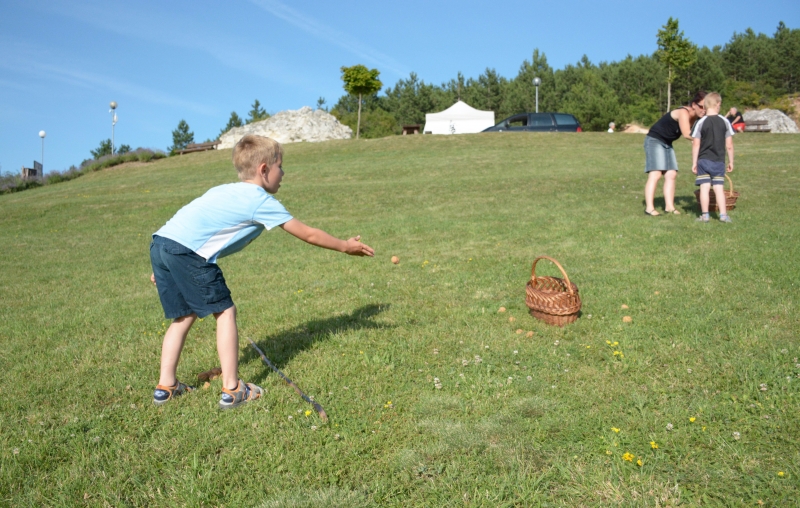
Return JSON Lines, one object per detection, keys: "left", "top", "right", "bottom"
{"left": 719, "top": 214, "right": 732, "bottom": 223}
{"left": 153, "top": 380, "right": 194, "bottom": 405}
{"left": 695, "top": 214, "right": 710, "bottom": 223}
{"left": 219, "top": 379, "right": 263, "bottom": 410}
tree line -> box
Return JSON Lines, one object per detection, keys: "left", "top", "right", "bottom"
{"left": 331, "top": 20, "right": 800, "bottom": 135}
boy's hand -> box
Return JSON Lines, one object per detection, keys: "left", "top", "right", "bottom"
{"left": 150, "top": 273, "right": 157, "bottom": 286}
{"left": 727, "top": 163, "right": 733, "bottom": 172}
{"left": 345, "top": 235, "right": 374, "bottom": 257}
{"left": 692, "top": 165, "right": 698, "bottom": 175}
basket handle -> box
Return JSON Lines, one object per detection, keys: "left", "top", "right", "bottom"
{"left": 530, "top": 256, "right": 574, "bottom": 295}
{"left": 725, "top": 174, "right": 734, "bottom": 196}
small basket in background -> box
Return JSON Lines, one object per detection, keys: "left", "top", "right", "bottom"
{"left": 525, "top": 256, "right": 581, "bottom": 327}
{"left": 694, "top": 174, "right": 739, "bottom": 212}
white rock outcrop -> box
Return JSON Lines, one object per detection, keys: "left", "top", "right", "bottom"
{"left": 218, "top": 106, "right": 352, "bottom": 149}
{"left": 742, "top": 109, "right": 799, "bottom": 133}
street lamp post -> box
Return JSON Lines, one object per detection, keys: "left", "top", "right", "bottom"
{"left": 109, "top": 101, "right": 118, "bottom": 155}
{"left": 39, "top": 130, "right": 46, "bottom": 179}
{"left": 532, "top": 77, "right": 541, "bottom": 113}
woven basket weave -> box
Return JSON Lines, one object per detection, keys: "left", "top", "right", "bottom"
{"left": 694, "top": 174, "right": 739, "bottom": 212}
{"left": 525, "top": 256, "right": 581, "bottom": 327}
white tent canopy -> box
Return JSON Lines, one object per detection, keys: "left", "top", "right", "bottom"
{"left": 423, "top": 100, "right": 495, "bottom": 135}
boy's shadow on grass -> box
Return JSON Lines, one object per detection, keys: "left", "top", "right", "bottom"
{"left": 644, "top": 196, "right": 697, "bottom": 215}
{"left": 242, "top": 303, "right": 392, "bottom": 377}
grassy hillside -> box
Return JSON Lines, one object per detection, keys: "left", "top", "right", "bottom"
{"left": 1, "top": 132, "right": 798, "bottom": 506}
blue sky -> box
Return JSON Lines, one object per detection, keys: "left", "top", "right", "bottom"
{"left": 1, "top": 0, "right": 798, "bottom": 175}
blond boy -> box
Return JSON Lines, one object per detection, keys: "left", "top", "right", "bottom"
{"left": 149, "top": 135, "right": 374, "bottom": 409}
{"left": 691, "top": 93, "right": 735, "bottom": 223}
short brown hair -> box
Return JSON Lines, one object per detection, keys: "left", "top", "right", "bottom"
{"left": 232, "top": 135, "right": 283, "bottom": 180}
{"left": 704, "top": 92, "right": 721, "bottom": 109}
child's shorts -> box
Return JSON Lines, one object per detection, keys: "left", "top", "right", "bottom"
{"left": 695, "top": 159, "right": 726, "bottom": 186}
{"left": 644, "top": 136, "right": 678, "bottom": 172}
{"left": 150, "top": 236, "right": 234, "bottom": 319}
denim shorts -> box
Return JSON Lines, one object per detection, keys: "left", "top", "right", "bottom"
{"left": 644, "top": 136, "right": 679, "bottom": 172}
{"left": 150, "top": 236, "right": 234, "bottom": 319}
{"left": 695, "top": 159, "right": 726, "bottom": 186}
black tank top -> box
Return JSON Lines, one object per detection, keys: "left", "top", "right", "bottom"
{"left": 647, "top": 107, "right": 689, "bottom": 146}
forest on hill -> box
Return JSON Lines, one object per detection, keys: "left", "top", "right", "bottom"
{"left": 331, "top": 21, "right": 800, "bottom": 134}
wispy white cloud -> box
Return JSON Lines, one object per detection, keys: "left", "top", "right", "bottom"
{"left": 0, "top": 47, "right": 217, "bottom": 116}
{"left": 29, "top": 1, "right": 309, "bottom": 89}
{"left": 247, "top": 0, "right": 408, "bottom": 78}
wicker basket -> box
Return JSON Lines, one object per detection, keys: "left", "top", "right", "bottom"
{"left": 525, "top": 256, "right": 581, "bottom": 327}
{"left": 694, "top": 174, "right": 739, "bottom": 212}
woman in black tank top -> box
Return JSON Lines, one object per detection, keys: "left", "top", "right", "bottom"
{"left": 643, "top": 91, "right": 706, "bottom": 215}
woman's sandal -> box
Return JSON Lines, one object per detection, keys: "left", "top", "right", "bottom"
{"left": 664, "top": 209, "right": 681, "bottom": 215}
{"left": 644, "top": 209, "right": 661, "bottom": 216}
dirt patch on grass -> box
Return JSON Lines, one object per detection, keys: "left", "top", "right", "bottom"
{"left": 623, "top": 123, "right": 649, "bottom": 134}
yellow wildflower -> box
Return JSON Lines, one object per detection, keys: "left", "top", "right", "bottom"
{"left": 611, "top": 427, "right": 620, "bottom": 433}
{"left": 778, "top": 471, "right": 785, "bottom": 477}
{"left": 606, "top": 450, "right": 612, "bottom": 455}
{"left": 304, "top": 410, "right": 312, "bottom": 417}
{"left": 689, "top": 417, "right": 696, "bottom": 423}
{"left": 637, "top": 459, "right": 643, "bottom": 467}
{"left": 606, "top": 340, "right": 611, "bottom": 345}
{"left": 622, "top": 452, "right": 634, "bottom": 462}
{"left": 650, "top": 441, "right": 658, "bottom": 449}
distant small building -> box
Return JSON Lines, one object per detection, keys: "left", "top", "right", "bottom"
{"left": 21, "top": 166, "right": 40, "bottom": 180}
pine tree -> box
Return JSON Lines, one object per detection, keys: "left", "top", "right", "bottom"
{"left": 90, "top": 139, "right": 113, "bottom": 159}
{"left": 247, "top": 100, "right": 269, "bottom": 124}
{"left": 170, "top": 120, "right": 194, "bottom": 152}
{"left": 219, "top": 112, "right": 244, "bottom": 137}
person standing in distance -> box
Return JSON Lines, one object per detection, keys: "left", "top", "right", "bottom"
{"left": 643, "top": 91, "right": 707, "bottom": 216}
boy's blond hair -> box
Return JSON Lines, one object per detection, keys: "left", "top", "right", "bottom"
{"left": 232, "top": 135, "right": 283, "bottom": 180}
{"left": 704, "top": 92, "right": 722, "bottom": 110}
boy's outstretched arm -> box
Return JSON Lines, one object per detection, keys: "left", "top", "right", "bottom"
{"left": 280, "top": 218, "right": 374, "bottom": 257}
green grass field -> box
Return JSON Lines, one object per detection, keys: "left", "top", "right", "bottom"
{"left": 1, "top": 132, "right": 798, "bottom": 507}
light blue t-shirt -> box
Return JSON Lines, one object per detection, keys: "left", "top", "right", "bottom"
{"left": 154, "top": 182, "right": 293, "bottom": 263}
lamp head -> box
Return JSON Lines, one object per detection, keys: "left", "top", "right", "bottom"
{"left": 39, "top": 130, "right": 46, "bottom": 138}
{"left": 533, "top": 77, "right": 541, "bottom": 87}
{"left": 109, "top": 101, "right": 117, "bottom": 110}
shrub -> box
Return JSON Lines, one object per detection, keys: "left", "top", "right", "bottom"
{"left": 2, "top": 148, "right": 166, "bottom": 195}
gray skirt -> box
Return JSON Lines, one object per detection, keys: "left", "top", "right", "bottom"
{"left": 644, "top": 135, "right": 678, "bottom": 172}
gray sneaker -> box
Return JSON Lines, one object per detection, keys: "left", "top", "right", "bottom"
{"left": 219, "top": 379, "right": 263, "bottom": 410}
{"left": 719, "top": 214, "right": 732, "bottom": 223}
{"left": 153, "top": 380, "right": 194, "bottom": 405}
{"left": 695, "top": 215, "right": 710, "bottom": 223}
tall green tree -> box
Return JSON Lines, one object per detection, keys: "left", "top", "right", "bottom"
{"left": 656, "top": 17, "right": 697, "bottom": 111}
{"left": 90, "top": 139, "right": 113, "bottom": 159}
{"left": 247, "top": 100, "right": 269, "bottom": 124}
{"left": 170, "top": 120, "right": 194, "bottom": 152}
{"left": 219, "top": 112, "right": 244, "bottom": 137}
{"left": 340, "top": 64, "right": 383, "bottom": 139}
{"left": 504, "top": 49, "right": 556, "bottom": 118}
{"left": 383, "top": 72, "right": 437, "bottom": 126}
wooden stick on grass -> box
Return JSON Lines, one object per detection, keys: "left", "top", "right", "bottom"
{"left": 247, "top": 337, "right": 328, "bottom": 423}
